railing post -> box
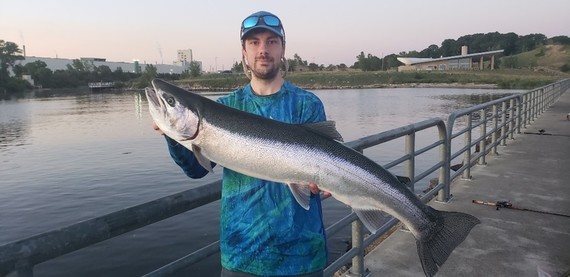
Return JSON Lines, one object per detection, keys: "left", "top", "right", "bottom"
{"left": 522, "top": 94, "right": 528, "bottom": 128}
{"left": 537, "top": 88, "right": 546, "bottom": 114}
{"left": 531, "top": 90, "right": 537, "bottom": 122}
{"left": 350, "top": 219, "right": 365, "bottom": 277}
{"left": 439, "top": 121, "right": 450, "bottom": 202}
{"left": 347, "top": 146, "right": 365, "bottom": 276}
{"left": 405, "top": 133, "right": 415, "bottom": 192}
{"left": 509, "top": 98, "right": 516, "bottom": 139}
{"left": 491, "top": 104, "right": 499, "bottom": 155}
{"left": 462, "top": 114, "right": 472, "bottom": 180}
{"left": 478, "top": 108, "right": 487, "bottom": 165}
{"left": 501, "top": 101, "right": 507, "bottom": 146}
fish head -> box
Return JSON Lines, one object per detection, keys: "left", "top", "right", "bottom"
{"left": 145, "top": 79, "right": 201, "bottom": 141}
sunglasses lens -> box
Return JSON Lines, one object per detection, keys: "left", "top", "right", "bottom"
{"left": 242, "top": 16, "right": 259, "bottom": 28}
{"left": 263, "top": 15, "right": 280, "bottom": 27}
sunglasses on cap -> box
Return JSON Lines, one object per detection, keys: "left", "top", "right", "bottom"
{"left": 242, "top": 15, "right": 281, "bottom": 29}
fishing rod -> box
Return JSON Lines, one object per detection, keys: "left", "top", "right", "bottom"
{"left": 472, "top": 200, "right": 570, "bottom": 218}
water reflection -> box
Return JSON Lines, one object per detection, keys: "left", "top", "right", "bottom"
{"left": 0, "top": 119, "right": 29, "bottom": 150}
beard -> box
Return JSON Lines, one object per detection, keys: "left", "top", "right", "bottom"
{"left": 250, "top": 56, "right": 281, "bottom": 80}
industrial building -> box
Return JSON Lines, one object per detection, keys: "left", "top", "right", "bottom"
{"left": 16, "top": 49, "right": 200, "bottom": 75}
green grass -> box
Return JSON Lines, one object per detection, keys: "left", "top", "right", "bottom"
{"left": 176, "top": 68, "right": 568, "bottom": 91}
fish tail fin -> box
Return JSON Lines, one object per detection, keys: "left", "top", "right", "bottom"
{"left": 416, "top": 210, "right": 480, "bottom": 277}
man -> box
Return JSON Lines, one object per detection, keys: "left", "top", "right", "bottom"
{"left": 153, "top": 11, "right": 328, "bottom": 277}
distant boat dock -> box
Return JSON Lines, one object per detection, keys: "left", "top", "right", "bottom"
{"left": 88, "top": 82, "right": 115, "bottom": 90}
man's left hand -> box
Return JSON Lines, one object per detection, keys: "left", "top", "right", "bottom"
{"left": 309, "top": 184, "right": 332, "bottom": 199}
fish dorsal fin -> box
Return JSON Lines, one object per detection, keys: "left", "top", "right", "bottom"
{"left": 354, "top": 209, "right": 387, "bottom": 234}
{"left": 192, "top": 145, "right": 214, "bottom": 173}
{"left": 288, "top": 183, "right": 311, "bottom": 210}
{"left": 301, "top": 121, "right": 344, "bottom": 142}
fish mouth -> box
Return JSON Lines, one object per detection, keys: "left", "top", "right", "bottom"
{"left": 145, "top": 87, "right": 163, "bottom": 110}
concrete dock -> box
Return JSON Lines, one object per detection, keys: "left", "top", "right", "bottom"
{"left": 364, "top": 92, "right": 570, "bottom": 276}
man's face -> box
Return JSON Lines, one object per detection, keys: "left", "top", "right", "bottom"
{"left": 242, "top": 30, "right": 284, "bottom": 80}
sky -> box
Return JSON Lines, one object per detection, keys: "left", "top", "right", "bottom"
{"left": 1, "top": 0, "right": 569, "bottom": 72}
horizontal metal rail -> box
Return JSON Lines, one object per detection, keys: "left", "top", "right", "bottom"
{"left": 1, "top": 79, "right": 568, "bottom": 277}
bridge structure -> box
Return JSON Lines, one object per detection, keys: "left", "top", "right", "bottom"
{"left": 0, "top": 79, "right": 568, "bottom": 276}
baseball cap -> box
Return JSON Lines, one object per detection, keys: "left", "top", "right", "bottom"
{"left": 240, "top": 11, "right": 285, "bottom": 44}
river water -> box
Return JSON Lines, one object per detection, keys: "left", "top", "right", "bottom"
{"left": 0, "top": 87, "right": 521, "bottom": 276}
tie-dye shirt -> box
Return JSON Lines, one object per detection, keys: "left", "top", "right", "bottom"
{"left": 165, "top": 81, "right": 328, "bottom": 276}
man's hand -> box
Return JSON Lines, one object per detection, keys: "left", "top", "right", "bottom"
{"left": 152, "top": 122, "right": 165, "bottom": 135}
{"left": 309, "top": 183, "right": 332, "bottom": 199}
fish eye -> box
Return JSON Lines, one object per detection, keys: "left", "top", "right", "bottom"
{"left": 166, "top": 96, "right": 176, "bottom": 106}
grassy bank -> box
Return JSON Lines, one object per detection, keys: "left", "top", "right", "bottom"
{"left": 175, "top": 68, "right": 569, "bottom": 91}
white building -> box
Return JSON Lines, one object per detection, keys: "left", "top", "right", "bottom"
{"left": 177, "top": 49, "right": 193, "bottom": 64}
{"left": 18, "top": 56, "right": 188, "bottom": 74}
{"left": 397, "top": 46, "right": 504, "bottom": 71}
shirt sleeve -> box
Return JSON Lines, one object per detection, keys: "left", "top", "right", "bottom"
{"left": 164, "top": 135, "right": 214, "bottom": 179}
{"left": 300, "top": 91, "right": 327, "bottom": 124}
{"left": 305, "top": 98, "right": 327, "bottom": 123}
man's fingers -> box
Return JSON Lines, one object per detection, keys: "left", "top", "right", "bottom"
{"left": 309, "top": 184, "right": 320, "bottom": 194}
{"left": 309, "top": 183, "right": 332, "bottom": 199}
{"left": 152, "top": 122, "right": 164, "bottom": 135}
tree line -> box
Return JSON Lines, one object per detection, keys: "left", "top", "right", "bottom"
{"left": 357, "top": 32, "right": 570, "bottom": 71}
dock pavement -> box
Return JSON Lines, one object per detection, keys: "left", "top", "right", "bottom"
{"left": 363, "top": 91, "right": 570, "bottom": 276}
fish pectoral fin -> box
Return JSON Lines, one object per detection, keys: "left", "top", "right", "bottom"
{"left": 354, "top": 209, "right": 387, "bottom": 234}
{"left": 288, "top": 183, "right": 311, "bottom": 210}
{"left": 301, "top": 121, "right": 344, "bottom": 142}
{"left": 192, "top": 145, "right": 214, "bottom": 173}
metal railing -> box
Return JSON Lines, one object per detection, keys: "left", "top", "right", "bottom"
{"left": 1, "top": 79, "right": 568, "bottom": 277}
{"left": 446, "top": 80, "right": 569, "bottom": 183}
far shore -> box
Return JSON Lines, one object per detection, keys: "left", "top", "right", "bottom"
{"left": 176, "top": 82, "right": 500, "bottom": 93}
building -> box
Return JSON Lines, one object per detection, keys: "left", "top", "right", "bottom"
{"left": 397, "top": 46, "right": 504, "bottom": 71}
{"left": 174, "top": 49, "right": 203, "bottom": 72}
{"left": 18, "top": 56, "right": 186, "bottom": 74}
{"left": 176, "top": 49, "right": 193, "bottom": 64}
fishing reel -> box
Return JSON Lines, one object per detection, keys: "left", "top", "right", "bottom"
{"left": 494, "top": 201, "right": 513, "bottom": 210}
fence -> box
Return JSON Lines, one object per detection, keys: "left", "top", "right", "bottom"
{"left": 1, "top": 79, "right": 568, "bottom": 277}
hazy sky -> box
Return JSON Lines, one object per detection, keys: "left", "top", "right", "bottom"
{"left": 2, "top": 0, "right": 569, "bottom": 72}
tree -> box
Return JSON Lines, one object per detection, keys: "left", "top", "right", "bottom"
{"left": 308, "top": 62, "right": 320, "bottom": 71}
{"left": 113, "top": 67, "right": 128, "bottom": 81}
{"left": 0, "top": 40, "right": 26, "bottom": 92}
{"left": 0, "top": 40, "right": 24, "bottom": 69}
{"left": 286, "top": 53, "right": 308, "bottom": 72}
{"left": 189, "top": 61, "right": 202, "bottom": 77}
{"left": 382, "top": 54, "right": 401, "bottom": 70}
{"left": 137, "top": 64, "right": 158, "bottom": 87}
{"left": 94, "top": 65, "right": 113, "bottom": 81}
{"left": 516, "top": 34, "right": 546, "bottom": 52}
{"left": 549, "top": 35, "right": 570, "bottom": 45}
{"left": 19, "top": 60, "right": 53, "bottom": 87}
{"left": 354, "top": 52, "right": 382, "bottom": 71}
{"left": 293, "top": 54, "right": 307, "bottom": 66}
{"left": 231, "top": 61, "right": 243, "bottom": 72}
{"left": 419, "top": 44, "right": 440, "bottom": 58}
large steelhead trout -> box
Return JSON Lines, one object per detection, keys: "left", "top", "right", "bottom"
{"left": 145, "top": 79, "right": 479, "bottom": 276}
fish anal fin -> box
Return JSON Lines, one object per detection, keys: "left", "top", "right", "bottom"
{"left": 354, "top": 209, "right": 388, "bottom": 234}
{"left": 192, "top": 145, "right": 214, "bottom": 173}
{"left": 288, "top": 183, "right": 311, "bottom": 210}
{"left": 302, "top": 121, "right": 344, "bottom": 142}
